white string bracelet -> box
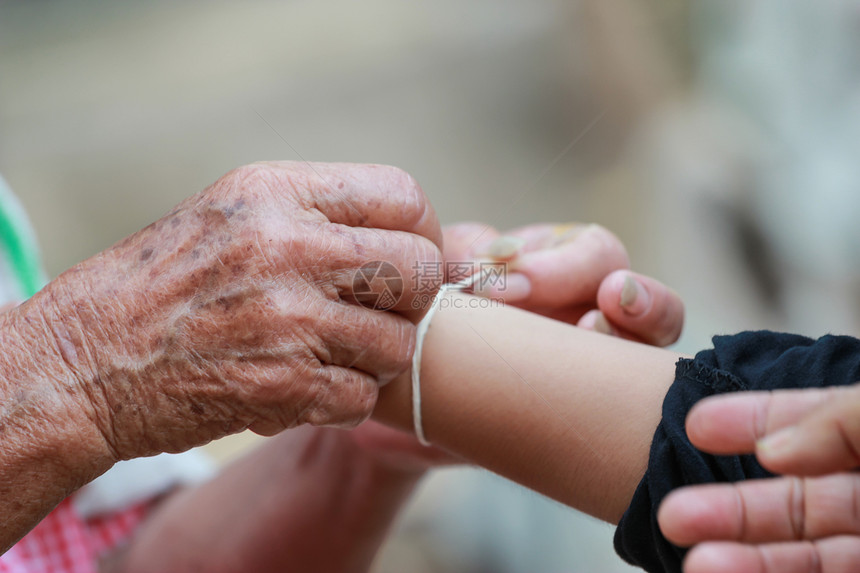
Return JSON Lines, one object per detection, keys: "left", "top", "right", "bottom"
{"left": 411, "top": 269, "right": 489, "bottom": 446}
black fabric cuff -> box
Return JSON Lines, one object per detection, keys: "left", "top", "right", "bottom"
{"left": 614, "top": 331, "right": 860, "bottom": 572}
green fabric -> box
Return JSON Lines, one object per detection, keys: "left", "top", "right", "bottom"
{"left": 0, "top": 176, "right": 47, "bottom": 299}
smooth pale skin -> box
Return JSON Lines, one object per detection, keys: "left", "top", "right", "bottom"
{"left": 658, "top": 386, "right": 860, "bottom": 573}
{"left": 0, "top": 161, "right": 444, "bottom": 553}
{"left": 374, "top": 292, "right": 682, "bottom": 523}
{"left": 107, "top": 223, "right": 686, "bottom": 572}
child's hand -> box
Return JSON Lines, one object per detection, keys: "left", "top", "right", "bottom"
{"left": 657, "top": 385, "right": 860, "bottom": 573}
{"left": 443, "top": 222, "right": 684, "bottom": 347}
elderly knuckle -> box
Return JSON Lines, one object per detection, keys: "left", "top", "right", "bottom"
{"left": 223, "top": 163, "right": 280, "bottom": 197}
{"left": 290, "top": 221, "right": 344, "bottom": 267}
{"left": 314, "top": 275, "right": 344, "bottom": 302}
{"left": 310, "top": 381, "right": 377, "bottom": 429}
{"left": 406, "top": 237, "right": 442, "bottom": 277}
{"left": 400, "top": 170, "right": 424, "bottom": 205}
{"left": 301, "top": 376, "right": 340, "bottom": 427}
{"left": 382, "top": 165, "right": 428, "bottom": 224}
{"left": 368, "top": 319, "right": 415, "bottom": 383}
{"left": 283, "top": 310, "right": 329, "bottom": 361}
{"left": 327, "top": 223, "right": 378, "bottom": 264}
{"left": 244, "top": 371, "right": 289, "bottom": 407}
{"left": 302, "top": 366, "right": 378, "bottom": 428}
{"left": 378, "top": 164, "right": 418, "bottom": 192}
{"left": 292, "top": 368, "right": 328, "bottom": 424}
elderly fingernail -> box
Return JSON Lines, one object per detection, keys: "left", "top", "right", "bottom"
{"left": 620, "top": 275, "right": 651, "bottom": 316}
{"left": 757, "top": 427, "right": 796, "bottom": 458}
{"left": 485, "top": 236, "right": 526, "bottom": 261}
{"left": 593, "top": 312, "right": 616, "bottom": 336}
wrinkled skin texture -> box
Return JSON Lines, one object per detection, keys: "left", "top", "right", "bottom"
{"left": 23, "top": 161, "right": 442, "bottom": 463}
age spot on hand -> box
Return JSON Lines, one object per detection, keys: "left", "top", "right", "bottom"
{"left": 223, "top": 198, "right": 247, "bottom": 219}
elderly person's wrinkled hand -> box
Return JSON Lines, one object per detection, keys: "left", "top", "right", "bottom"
{"left": 11, "top": 161, "right": 442, "bottom": 465}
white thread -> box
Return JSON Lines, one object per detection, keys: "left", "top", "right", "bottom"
{"left": 412, "top": 269, "right": 489, "bottom": 446}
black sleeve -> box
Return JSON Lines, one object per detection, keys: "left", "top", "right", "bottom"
{"left": 614, "top": 330, "right": 860, "bottom": 573}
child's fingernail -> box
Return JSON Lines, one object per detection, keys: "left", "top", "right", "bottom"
{"left": 757, "top": 427, "right": 796, "bottom": 457}
{"left": 593, "top": 312, "right": 616, "bottom": 336}
{"left": 620, "top": 275, "right": 651, "bottom": 316}
{"left": 485, "top": 236, "right": 526, "bottom": 261}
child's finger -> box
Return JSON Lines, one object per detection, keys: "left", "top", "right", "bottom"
{"left": 576, "top": 309, "right": 658, "bottom": 345}
{"left": 755, "top": 384, "right": 860, "bottom": 476}
{"left": 481, "top": 224, "right": 629, "bottom": 307}
{"left": 577, "top": 309, "right": 620, "bottom": 337}
{"left": 659, "top": 474, "right": 860, "bottom": 547}
{"left": 681, "top": 537, "right": 860, "bottom": 573}
{"left": 685, "top": 387, "right": 848, "bottom": 456}
{"left": 595, "top": 270, "right": 684, "bottom": 347}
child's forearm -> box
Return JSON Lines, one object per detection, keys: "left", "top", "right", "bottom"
{"left": 374, "top": 293, "right": 682, "bottom": 523}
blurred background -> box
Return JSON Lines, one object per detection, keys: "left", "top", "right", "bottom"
{"left": 3, "top": 0, "right": 860, "bottom": 571}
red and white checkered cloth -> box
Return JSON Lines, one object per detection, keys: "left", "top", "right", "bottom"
{"left": 0, "top": 498, "right": 151, "bottom": 573}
